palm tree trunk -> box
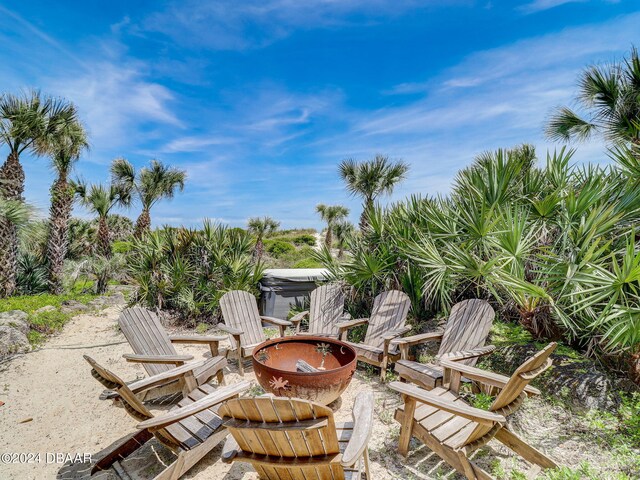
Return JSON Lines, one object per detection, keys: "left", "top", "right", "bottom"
{"left": 134, "top": 208, "right": 151, "bottom": 238}
{"left": 325, "top": 226, "right": 333, "bottom": 250}
{"left": 46, "top": 176, "right": 73, "bottom": 294}
{"left": 254, "top": 238, "right": 264, "bottom": 259}
{"left": 97, "top": 216, "right": 111, "bottom": 258}
{"left": 0, "top": 151, "right": 25, "bottom": 297}
{"left": 359, "top": 198, "right": 374, "bottom": 232}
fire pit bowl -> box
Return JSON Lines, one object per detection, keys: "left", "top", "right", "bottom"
{"left": 252, "top": 336, "right": 357, "bottom": 405}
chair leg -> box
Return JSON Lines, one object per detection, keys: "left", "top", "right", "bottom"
{"left": 398, "top": 396, "right": 416, "bottom": 456}
{"left": 216, "top": 369, "right": 225, "bottom": 385}
{"left": 495, "top": 428, "right": 558, "bottom": 469}
{"left": 237, "top": 349, "right": 244, "bottom": 376}
{"left": 380, "top": 356, "right": 388, "bottom": 381}
{"left": 363, "top": 447, "right": 371, "bottom": 480}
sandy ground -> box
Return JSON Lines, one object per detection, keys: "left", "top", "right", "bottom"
{"left": 1, "top": 304, "right": 637, "bottom": 479}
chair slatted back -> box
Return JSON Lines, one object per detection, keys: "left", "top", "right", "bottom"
{"left": 308, "top": 283, "right": 345, "bottom": 336}
{"left": 364, "top": 290, "right": 411, "bottom": 350}
{"left": 219, "top": 290, "right": 265, "bottom": 349}
{"left": 462, "top": 343, "right": 557, "bottom": 446}
{"left": 84, "top": 355, "right": 190, "bottom": 451}
{"left": 219, "top": 396, "right": 343, "bottom": 479}
{"left": 438, "top": 299, "right": 495, "bottom": 366}
{"left": 119, "top": 308, "right": 177, "bottom": 377}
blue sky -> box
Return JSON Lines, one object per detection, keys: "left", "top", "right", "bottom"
{"left": 0, "top": 1, "right": 638, "bottom": 229}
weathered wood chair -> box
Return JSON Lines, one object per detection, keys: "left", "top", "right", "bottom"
{"left": 117, "top": 307, "right": 227, "bottom": 400}
{"left": 217, "top": 290, "right": 292, "bottom": 376}
{"left": 390, "top": 342, "right": 558, "bottom": 480}
{"left": 84, "top": 355, "right": 251, "bottom": 480}
{"left": 394, "top": 299, "right": 495, "bottom": 390}
{"left": 220, "top": 391, "right": 374, "bottom": 479}
{"left": 337, "top": 289, "right": 411, "bottom": 380}
{"left": 289, "top": 283, "right": 350, "bottom": 337}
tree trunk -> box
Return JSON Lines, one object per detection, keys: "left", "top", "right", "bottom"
{"left": 254, "top": 238, "right": 264, "bottom": 259}
{"left": 97, "top": 216, "right": 111, "bottom": 258}
{"left": 0, "top": 152, "right": 25, "bottom": 297}
{"left": 630, "top": 351, "right": 640, "bottom": 386}
{"left": 359, "top": 198, "right": 374, "bottom": 232}
{"left": 325, "top": 226, "right": 333, "bottom": 250}
{"left": 46, "top": 176, "right": 74, "bottom": 294}
{"left": 134, "top": 208, "right": 151, "bottom": 238}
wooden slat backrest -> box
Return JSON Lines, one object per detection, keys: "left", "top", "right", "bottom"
{"left": 364, "top": 290, "right": 411, "bottom": 350}
{"left": 461, "top": 342, "right": 557, "bottom": 446}
{"left": 490, "top": 342, "right": 557, "bottom": 411}
{"left": 220, "top": 396, "right": 342, "bottom": 479}
{"left": 438, "top": 299, "right": 495, "bottom": 366}
{"left": 308, "top": 283, "right": 345, "bottom": 336}
{"left": 219, "top": 290, "right": 265, "bottom": 349}
{"left": 119, "top": 307, "right": 177, "bottom": 377}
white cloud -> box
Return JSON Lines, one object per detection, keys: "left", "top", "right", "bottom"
{"left": 518, "top": 0, "right": 587, "bottom": 14}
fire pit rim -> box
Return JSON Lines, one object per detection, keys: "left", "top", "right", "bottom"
{"left": 251, "top": 335, "right": 357, "bottom": 375}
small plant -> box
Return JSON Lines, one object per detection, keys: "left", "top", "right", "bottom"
{"left": 265, "top": 239, "right": 295, "bottom": 257}
{"left": 196, "top": 323, "right": 208, "bottom": 334}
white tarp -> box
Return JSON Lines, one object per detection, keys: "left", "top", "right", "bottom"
{"left": 261, "top": 268, "right": 330, "bottom": 283}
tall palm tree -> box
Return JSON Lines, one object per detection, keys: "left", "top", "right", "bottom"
{"left": 74, "top": 181, "right": 131, "bottom": 258}
{"left": 111, "top": 158, "right": 186, "bottom": 238}
{"left": 247, "top": 216, "right": 279, "bottom": 259}
{"left": 0, "top": 91, "right": 78, "bottom": 297}
{"left": 45, "top": 121, "right": 88, "bottom": 293}
{"left": 546, "top": 47, "right": 640, "bottom": 146}
{"left": 315, "top": 204, "right": 349, "bottom": 249}
{"left": 339, "top": 155, "right": 409, "bottom": 231}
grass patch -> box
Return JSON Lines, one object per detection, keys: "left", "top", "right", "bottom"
{"left": 0, "top": 287, "right": 101, "bottom": 346}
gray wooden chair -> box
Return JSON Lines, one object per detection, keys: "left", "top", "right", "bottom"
{"left": 394, "top": 299, "right": 495, "bottom": 390}
{"left": 85, "top": 355, "right": 251, "bottom": 480}
{"left": 289, "top": 283, "right": 349, "bottom": 337}
{"left": 390, "top": 343, "right": 558, "bottom": 480}
{"left": 117, "top": 307, "right": 227, "bottom": 400}
{"left": 220, "top": 391, "right": 374, "bottom": 479}
{"left": 337, "top": 290, "right": 412, "bottom": 380}
{"left": 217, "top": 290, "right": 292, "bottom": 375}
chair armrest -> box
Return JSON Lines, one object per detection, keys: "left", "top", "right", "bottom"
{"left": 341, "top": 391, "right": 374, "bottom": 467}
{"left": 390, "top": 330, "right": 444, "bottom": 347}
{"left": 169, "top": 334, "right": 227, "bottom": 344}
{"left": 337, "top": 318, "right": 369, "bottom": 330}
{"left": 123, "top": 354, "right": 194, "bottom": 364}
{"left": 216, "top": 323, "right": 243, "bottom": 336}
{"left": 127, "top": 359, "right": 208, "bottom": 394}
{"left": 289, "top": 311, "right": 309, "bottom": 325}
{"left": 260, "top": 316, "right": 293, "bottom": 327}
{"left": 438, "top": 345, "right": 496, "bottom": 362}
{"left": 439, "top": 359, "right": 541, "bottom": 396}
{"left": 382, "top": 326, "right": 412, "bottom": 342}
{"left": 389, "top": 382, "right": 506, "bottom": 425}
{"left": 221, "top": 436, "right": 240, "bottom": 463}
{"left": 137, "top": 380, "right": 252, "bottom": 430}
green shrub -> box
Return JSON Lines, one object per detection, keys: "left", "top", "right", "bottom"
{"left": 293, "top": 258, "right": 323, "bottom": 268}
{"left": 292, "top": 234, "right": 316, "bottom": 246}
{"left": 112, "top": 241, "right": 132, "bottom": 254}
{"left": 265, "top": 240, "right": 295, "bottom": 257}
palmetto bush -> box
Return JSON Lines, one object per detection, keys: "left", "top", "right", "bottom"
{"left": 128, "top": 221, "right": 264, "bottom": 322}
{"left": 319, "top": 144, "right": 640, "bottom": 381}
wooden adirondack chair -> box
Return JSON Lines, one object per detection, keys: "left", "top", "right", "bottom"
{"left": 84, "top": 355, "right": 251, "bottom": 480}
{"left": 390, "top": 343, "right": 559, "bottom": 480}
{"left": 289, "top": 283, "right": 349, "bottom": 337}
{"left": 117, "top": 307, "right": 227, "bottom": 400}
{"left": 394, "top": 299, "right": 495, "bottom": 390}
{"left": 217, "top": 290, "right": 293, "bottom": 375}
{"left": 220, "top": 391, "right": 374, "bottom": 479}
{"left": 337, "top": 289, "right": 411, "bottom": 380}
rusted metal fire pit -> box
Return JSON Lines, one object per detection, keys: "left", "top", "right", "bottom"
{"left": 252, "top": 336, "right": 356, "bottom": 405}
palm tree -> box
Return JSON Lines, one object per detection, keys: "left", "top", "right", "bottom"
{"left": 546, "top": 47, "right": 640, "bottom": 145}
{"left": 247, "top": 216, "right": 279, "bottom": 259}
{"left": 111, "top": 158, "right": 186, "bottom": 238}
{"left": 332, "top": 221, "right": 354, "bottom": 258}
{"left": 0, "top": 91, "right": 78, "bottom": 297}
{"left": 339, "top": 155, "right": 409, "bottom": 231}
{"left": 45, "top": 121, "right": 88, "bottom": 293}
{"left": 315, "top": 204, "right": 349, "bottom": 249}
{"left": 74, "top": 181, "right": 131, "bottom": 258}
